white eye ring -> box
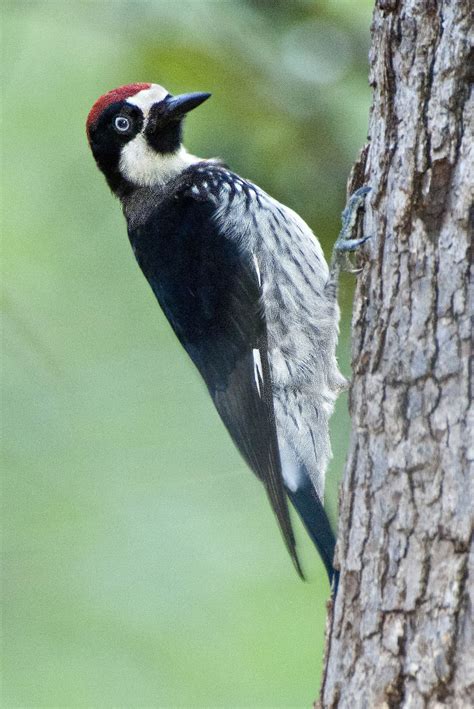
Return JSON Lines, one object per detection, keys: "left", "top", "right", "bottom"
{"left": 114, "top": 116, "right": 130, "bottom": 132}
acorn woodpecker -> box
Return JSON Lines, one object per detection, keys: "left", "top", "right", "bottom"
{"left": 86, "top": 83, "right": 369, "bottom": 587}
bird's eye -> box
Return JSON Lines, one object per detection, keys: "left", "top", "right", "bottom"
{"left": 114, "top": 116, "right": 131, "bottom": 133}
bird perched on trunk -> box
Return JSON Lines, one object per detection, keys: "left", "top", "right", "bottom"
{"left": 86, "top": 83, "right": 369, "bottom": 589}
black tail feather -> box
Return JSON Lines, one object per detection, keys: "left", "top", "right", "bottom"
{"left": 286, "top": 478, "right": 339, "bottom": 594}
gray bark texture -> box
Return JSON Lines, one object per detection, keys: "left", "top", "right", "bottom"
{"left": 319, "top": 1, "right": 473, "bottom": 707}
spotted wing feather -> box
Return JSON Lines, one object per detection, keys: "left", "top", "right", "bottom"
{"left": 128, "top": 180, "right": 302, "bottom": 576}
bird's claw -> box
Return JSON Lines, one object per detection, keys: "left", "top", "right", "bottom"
{"left": 331, "top": 186, "right": 372, "bottom": 275}
{"left": 333, "top": 234, "right": 372, "bottom": 253}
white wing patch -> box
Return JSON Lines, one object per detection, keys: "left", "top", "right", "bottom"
{"left": 252, "top": 253, "right": 262, "bottom": 286}
{"left": 252, "top": 348, "right": 264, "bottom": 397}
{"left": 279, "top": 440, "right": 305, "bottom": 493}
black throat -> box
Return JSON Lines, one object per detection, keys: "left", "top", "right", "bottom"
{"left": 145, "top": 105, "right": 183, "bottom": 155}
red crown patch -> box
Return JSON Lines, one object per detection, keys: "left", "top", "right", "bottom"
{"left": 86, "top": 83, "right": 151, "bottom": 137}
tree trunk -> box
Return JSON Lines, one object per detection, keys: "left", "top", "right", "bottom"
{"left": 320, "top": 1, "right": 473, "bottom": 706}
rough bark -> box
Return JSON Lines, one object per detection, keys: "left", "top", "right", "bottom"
{"left": 320, "top": 1, "right": 473, "bottom": 707}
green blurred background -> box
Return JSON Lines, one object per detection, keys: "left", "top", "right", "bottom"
{"left": 2, "top": 1, "right": 372, "bottom": 706}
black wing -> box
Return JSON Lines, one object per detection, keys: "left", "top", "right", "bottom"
{"left": 129, "top": 183, "right": 302, "bottom": 576}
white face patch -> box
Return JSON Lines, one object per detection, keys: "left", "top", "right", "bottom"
{"left": 119, "top": 83, "right": 201, "bottom": 187}
{"left": 119, "top": 139, "right": 199, "bottom": 187}
{"left": 126, "top": 84, "right": 169, "bottom": 117}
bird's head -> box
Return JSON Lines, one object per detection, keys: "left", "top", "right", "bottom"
{"left": 86, "top": 83, "right": 211, "bottom": 194}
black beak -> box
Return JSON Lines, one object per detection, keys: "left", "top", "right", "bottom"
{"left": 145, "top": 92, "right": 212, "bottom": 153}
{"left": 164, "top": 92, "right": 211, "bottom": 119}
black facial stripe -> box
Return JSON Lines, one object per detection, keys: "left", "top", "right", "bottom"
{"left": 89, "top": 101, "right": 144, "bottom": 193}
{"left": 145, "top": 102, "right": 183, "bottom": 155}
{"left": 90, "top": 101, "right": 144, "bottom": 145}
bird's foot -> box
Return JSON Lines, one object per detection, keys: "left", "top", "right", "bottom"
{"left": 331, "top": 186, "right": 372, "bottom": 275}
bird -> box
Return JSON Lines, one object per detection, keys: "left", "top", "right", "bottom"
{"left": 86, "top": 82, "right": 370, "bottom": 589}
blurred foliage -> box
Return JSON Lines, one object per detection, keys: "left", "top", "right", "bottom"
{"left": 2, "top": 0, "right": 372, "bottom": 706}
